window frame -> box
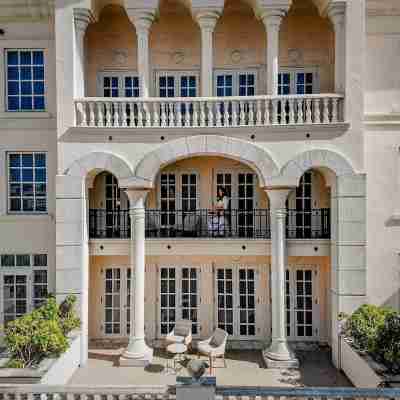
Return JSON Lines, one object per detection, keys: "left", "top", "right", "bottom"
{"left": 5, "top": 49, "right": 46, "bottom": 113}
{"left": 7, "top": 151, "right": 48, "bottom": 214}
{"left": 278, "top": 67, "right": 320, "bottom": 95}
{"left": 154, "top": 70, "right": 200, "bottom": 98}
{"left": 213, "top": 69, "right": 259, "bottom": 97}
{"left": 97, "top": 71, "right": 140, "bottom": 97}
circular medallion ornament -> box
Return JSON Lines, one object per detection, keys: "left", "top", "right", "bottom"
{"left": 231, "top": 50, "right": 242, "bottom": 63}
{"left": 172, "top": 51, "right": 185, "bottom": 64}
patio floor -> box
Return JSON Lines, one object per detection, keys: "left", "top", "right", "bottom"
{"left": 68, "top": 346, "right": 352, "bottom": 387}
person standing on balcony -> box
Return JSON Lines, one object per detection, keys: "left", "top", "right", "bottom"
{"left": 209, "top": 187, "right": 230, "bottom": 236}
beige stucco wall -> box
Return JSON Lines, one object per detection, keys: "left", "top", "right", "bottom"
{"left": 84, "top": 0, "right": 334, "bottom": 97}
{"left": 89, "top": 254, "right": 330, "bottom": 343}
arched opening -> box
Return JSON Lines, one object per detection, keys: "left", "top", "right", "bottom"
{"left": 280, "top": 0, "right": 335, "bottom": 95}
{"left": 85, "top": 5, "right": 138, "bottom": 97}
{"left": 214, "top": 0, "right": 266, "bottom": 95}
{"left": 145, "top": 155, "right": 270, "bottom": 239}
{"left": 150, "top": 0, "right": 201, "bottom": 97}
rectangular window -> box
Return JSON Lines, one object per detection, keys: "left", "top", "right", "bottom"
{"left": 6, "top": 49, "right": 45, "bottom": 111}
{"left": 98, "top": 72, "right": 139, "bottom": 97}
{"left": 214, "top": 70, "right": 257, "bottom": 96}
{"left": 278, "top": 68, "right": 318, "bottom": 95}
{"left": 156, "top": 72, "right": 199, "bottom": 98}
{"left": 8, "top": 152, "right": 47, "bottom": 213}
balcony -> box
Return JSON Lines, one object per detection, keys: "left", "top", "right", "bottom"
{"left": 88, "top": 208, "right": 330, "bottom": 240}
{"left": 68, "top": 95, "right": 347, "bottom": 142}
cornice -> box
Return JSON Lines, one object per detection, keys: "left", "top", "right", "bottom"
{"left": 0, "top": 0, "right": 54, "bottom": 22}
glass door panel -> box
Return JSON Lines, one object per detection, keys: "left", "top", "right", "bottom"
{"left": 239, "top": 268, "right": 256, "bottom": 336}
{"left": 104, "top": 268, "right": 121, "bottom": 335}
{"left": 237, "top": 173, "right": 255, "bottom": 237}
{"left": 216, "top": 268, "right": 234, "bottom": 335}
{"left": 160, "top": 267, "right": 176, "bottom": 335}
{"left": 3, "top": 273, "right": 28, "bottom": 325}
{"left": 181, "top": 267, "right": 199, "bottom": 335}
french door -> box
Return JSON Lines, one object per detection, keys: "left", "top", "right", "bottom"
{"left": 285, "top": 266, "right": 319, "bottom": 341}
{"left": 103, "top": 267, "right": 132, "bottom": 336}
{"left": 215, "top": 266, "right": 258, "bottom": 339}
{"left": 159, "top": 266, "right": 200, "bottom": 336}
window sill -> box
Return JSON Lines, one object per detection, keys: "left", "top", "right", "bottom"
{"left": 0, "top": 111, "right": 53, "bottom": 119}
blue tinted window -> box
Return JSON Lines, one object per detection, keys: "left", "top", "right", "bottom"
{"left": 6, "top": 50, "right": 45, "bottom": 112}
{"left": 8, "top": 153, "right": 47, "bottom": 213}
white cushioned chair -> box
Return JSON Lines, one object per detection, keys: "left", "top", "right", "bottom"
{"left": 197, "top": 328, "right": 228, "bottom": 372}
{"left": 165, "top": 319, "right": 193, "bottom": 347}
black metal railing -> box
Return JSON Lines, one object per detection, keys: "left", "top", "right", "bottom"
{"left": 286, "top": 208, "right": 330, "bottom": 239}
{"left": 89, "top": 208, "right": 330, "bottom": 240}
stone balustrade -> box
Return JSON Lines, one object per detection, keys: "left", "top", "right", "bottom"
{"left": 74, "top": 94, "right": 344, "bottom": 129}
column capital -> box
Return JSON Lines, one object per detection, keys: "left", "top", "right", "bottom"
{"left": 125, "top": 188, "right": 149, "bottom": 208}
{"left": 265, "top": 187, "right": 293, "bottom": 210}
{"left": 260, "top": 7, "right": 289, "bottom": 30}
{"left": 194, "top": 9, "right": 222, "bottom": 32}
{"left": 73, "top": 8, "right": 95, "bottom": 33}
{"left": 326, "top": 1, "right": 346, "bottom": 30}
{"left": 127, "top": 9, "right": 157, "bottom": 34}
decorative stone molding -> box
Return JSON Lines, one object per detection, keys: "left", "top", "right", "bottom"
{"left": 231, "top": 50, "right": 242, "bottom": 64}
{"left": 326, "top": 1, "right": 346, "bottom": 31}
{"left": 134, "top": 135, "right": 279, "bottom": 187}
{"left": 73, "top": 8, "right": 95, "bottom": 33}
{"left": 64, "top": 151, "right": 134, "bottom": 180}
{"left": 194, "top": 9, "right": 221, "bottom": 32}
{"left": 126, "top": 8, "right": 157, "bottom": 34}
{"left": 278, "top": 149, "right": 355, "bottom": 186}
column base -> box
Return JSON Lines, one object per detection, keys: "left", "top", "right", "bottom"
{"left": 263, "top": 339, "right": 299, "bottom": 369}
{"left": 119, "top": 337, "right": 153, "bottom": 367}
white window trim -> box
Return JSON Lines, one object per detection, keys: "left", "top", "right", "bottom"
{"left": 4, "top": 48, "right": 47, "bottom": 113}
{"left": 214, "top": 264, "right": 260, "bottom": 340}
{"left": 279, "top": 66, "right": 320, "bottom": 94}
{"left": 97, "top": 70, "right": 139, "bottom": 97}
{"left": 7, "top": 151, "right": 48, "bottom": 215}
{"left": 213, "top": 68, "right": 259, "bottom": 96}
{"left": 154, "top": 70, "right": 200, "bottom": 98}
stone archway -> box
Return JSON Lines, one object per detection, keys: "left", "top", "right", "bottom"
{"left": 134, "top": 135, "right": 280, "bottom": 187}
{"left": 57, "top": 152, "right": 135, "bottom": 366}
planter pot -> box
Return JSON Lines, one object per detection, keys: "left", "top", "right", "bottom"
{"left": 0, "top": 331, "right": 81, "bottom": 385}
{"left": 340, "top": 337, "right": 383, "bottom": 388}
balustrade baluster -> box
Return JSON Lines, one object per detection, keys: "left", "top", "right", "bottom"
{"left": 105, "top": 102, "right": 112, "bottom": 127}
{"left": 297, "top": 98, "right": 303, "bottom": 124}
{"left": 192, "top": 101, "right": 199, "bottom": 127}
{"left": 314, "top": 98, "right": 321, "bottom": 123}
{"left": 169, "top": 102, "right": 175, "bottom": 127}
{"left": 97, "top": 102, "right": 104, "bottom": 127}
{"left": 323, "top": 98, "right": 330, "bottom": 123}
{"left": 207, "top": 101, "right": 214, "bottom": 127}
{"left": 239, "top": 101, "right": 245, "bottom": 125}
{"left": 176, "top": 101, "right": 182, "bottom": 127}
{"left": 256, "top": 99, "right": 262, "bottom": 125}
{"left": 248, "top": 100, "right": 254, "bottom": 126}
{"left": 216, "top": 102, "right": 222, "bottom": 127}
{"left": 264, "top": 99, "right": 270, "bottom": 125}
{"left": 185, "top": 101, "right": 191, "bottom": 127}
{"left": 200, "top": 101, "right": 206, "bottom": 127}
{"left": 272, "top": 99, "right": 279, "bottom": 124}
{"left": 232, "top": 100, "right": 238, "bottom": 127}
{"left": 288, "top": 99, "right": 295, "bottom": 124}
{"left": 152, "top": 101, "right": 159, "bottom": 127}
{"left": 224, "top": 100, "right": 230, "bottom": 126}
{"left": 89, "top": 101, "right": 95, "bottom": 127}
{"left": 137, "top": 102, "right": 143, "bottom": 127}
{"left": 332, "top": 98, "right": 339, "bottom": 123}
{"left": 306, "top": 98, "right": 312, "bottom": 124}
{"left": 113, "top": 102, "right": 120, "bottom": 127}
{"left": 161, "top": 102, "right": 167, "bottom": 127}
{"left": 143, "top": 102, "right": 150, "bottom": 127}
{"left": 127, "top": 102, "right": 134, "bottom": 127}
{"left": 79, "top": 101, "right": 88, "bottom": 127}
{"left": 281, "top": 99, "right": 287, "bottom": 125}
{"left": 121, "top": 101, "right": 128, "bottom": 127}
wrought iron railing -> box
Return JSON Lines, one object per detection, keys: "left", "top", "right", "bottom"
{"left": 89, "top": 208, "right": 330, "bottom": 240}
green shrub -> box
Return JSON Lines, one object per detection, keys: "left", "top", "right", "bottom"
{"left": 373, "top": 314, "right": 400, "bottom": 373}
{"left": 58, "top": 295, "right": 80, "bottom": 335}
{"left": 3, "top": 295, "right": 80, "bottom": 368}
{"left": 345, "top": 304, "right": 393, "bottom": 352}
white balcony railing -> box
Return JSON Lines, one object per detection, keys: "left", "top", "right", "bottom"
{"left": 74, "top": 94, "right": 344, "bottom": 129}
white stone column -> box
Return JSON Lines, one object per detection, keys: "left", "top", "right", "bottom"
{"left": 261, "top": 9, "right": 287, "bottom": 96}
{"left": 120, "top": 189, "right": 153, "bottom": 366}
{"left": 263, "top": 188, "right": 299, "bottom": 368}
{"left": 195, "top": 11, "right": 221, "bottom": 97}
{"left": 73, "top": 9, "right": 94, "bottom": 98}
{"left": 128, "top": 11, "right": 156, "bottom": 98}
{"left": 327, "top": 3, "right": 346, "bottom": 93}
